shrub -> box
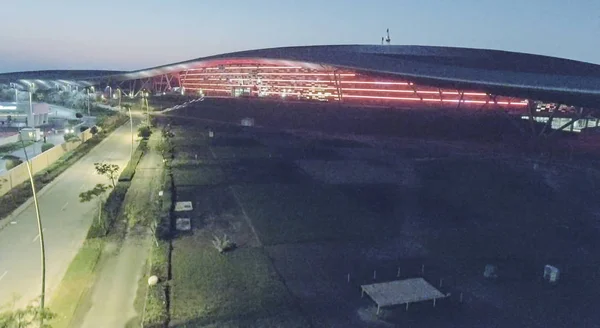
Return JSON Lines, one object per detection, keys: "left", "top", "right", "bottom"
{"left": 80, "top": 126, "right": 89, "bottom": 132}
{"left": 75, "top": 112, "right": 83, "bottom": 118}
{"left": 118, "top": 140, "right": 147, "bottom": 182}
{"left": 212, "top": 234, "right": 236, "bottom": 253}
{"left": 64, "top": 133, "right": 80, "bottom": 142}
{"left": 138, "top": 125, "right": 152, "bottom": 139}
{"left": 3, "top": 155, "right": 22, "bottom": 170}
{"left": 41, "top": 143, "right": 54, "bottom": 152}
{"left": 86, "top": 181, "right": 130, "bottom": 238}
{"left": 90, "top": 126, "right": 99, "bottom": 135}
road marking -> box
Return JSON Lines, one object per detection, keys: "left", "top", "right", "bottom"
{"left": 61, "top": 202, "right": 69, "bottom": 211}
{"left": 209, "top": 147, "right": 217, "bottom": 159}
{"left": 32, "top": 229, "right": 46, "bottom": 243}
{"left": 0, "top": 271, "right": 7, "bottom": 282}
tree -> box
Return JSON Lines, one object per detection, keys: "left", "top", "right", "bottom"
{"left": 79, "top": 183, "right": 110, "bottom": 232}
{"left": 93, "top": 163, "right": 119, "bottom": 188}
{"left": 0, "top": 304, "right": 55, "bottom": 328}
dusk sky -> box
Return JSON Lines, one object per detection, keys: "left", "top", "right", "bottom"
{"left": 0, "top": 0, "right": 598, "bottom": 73}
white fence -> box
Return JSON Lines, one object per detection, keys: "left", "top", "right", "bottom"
{"left": 0, "top": 129, "right": 94, "bottom": 197}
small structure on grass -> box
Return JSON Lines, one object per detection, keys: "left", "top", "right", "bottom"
{"left": 175, "top": 201, "right": 193, "bottom": 212}
{"left": 175, "top": 218, "right": 191, "bottom": 231}
{"left": 484, "top": 264, "right": 498, "bottom": 279}
{"left": 361, "top": 278, "right": 449, "bottom": 315}
{"left": 543, "top": 265, "right": 560, "bottom": 284}
{"left": 241, "top": 117, "right": 255, "bottom": 127}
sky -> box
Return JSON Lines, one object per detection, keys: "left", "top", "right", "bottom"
{"left": 0, "top": 0, "right": 598, "bottom": 73}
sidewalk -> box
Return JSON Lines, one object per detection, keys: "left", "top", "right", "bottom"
{"left": 76, "top": 132, "right": 163, "bottom": 328}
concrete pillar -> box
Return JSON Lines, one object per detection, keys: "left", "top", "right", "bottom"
{"left": 28, "top": 91, "right": 34, "bottom": 128}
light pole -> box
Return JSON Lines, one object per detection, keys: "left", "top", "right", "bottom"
{"left": 19, "top": 132, "right": 46, "bottom": 325}
{"left": 141, "top": 90, "right": 150, "bottom": 126}
{"left": 126, "top": 104, "right": 134, "bottom": 159}
{"left": 27, "top": 83, "right": 34, "bottom": 128}
{"left": 116, "top": 88, "right": 122, "bottom": 109}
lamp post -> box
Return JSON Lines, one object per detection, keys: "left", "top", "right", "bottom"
{"left": 27, "top": 82, "right": 35, "bottom": 128}
{"left": 141, "top": 90, "right": 150, "bottom": 126}
{"left": 19, "top": 132, "right": 46, "bottom": 325}
{"left": 126, "top": 104, "right": 134, "bottom": 159}
{"left": 116, "top": 88, "right": 122, "bottom": 109}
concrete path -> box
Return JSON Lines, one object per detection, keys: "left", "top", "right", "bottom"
{"left": 78, "top": 132, "right": 163, "bottom": 328}
{"left": 78, "top": 227, "right": 152, "bottom": 328}
{"left": 0, "top": 117, "right": 141, "bottom": 309}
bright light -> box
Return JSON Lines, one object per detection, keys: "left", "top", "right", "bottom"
{"left": 340, "top": 81, "right": 409, "bottom": 85}
{"left": 342, "top": 94, "right": 421, "bottom": 101}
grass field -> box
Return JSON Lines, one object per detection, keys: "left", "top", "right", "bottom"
{"left": 170, "top": 244, "right": 306, "bottom": 327}
{"left": 233, "top": 183, "right": 402, "bottom": 245}
{"left": 164, "top": 105, "right": 600, "bottom": 327}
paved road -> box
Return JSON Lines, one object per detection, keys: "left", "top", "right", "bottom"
{"left": 0, "top": 116, "right": 141, "bottom": 309}
{"left": 0, "top": 133, "right": 65, "bottom": 173}
{"left": 79, "top": 133, "right": 162, "bottom": 328}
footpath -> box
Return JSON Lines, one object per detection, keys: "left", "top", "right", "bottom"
{"left": 72, "top": 132, "right": 164, "bottom": 328}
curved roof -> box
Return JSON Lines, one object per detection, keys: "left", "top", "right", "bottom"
{"left": 2, "top": 45, "right": 600, "bottom": 106}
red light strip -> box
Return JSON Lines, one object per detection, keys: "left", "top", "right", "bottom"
{"left": 343, "top": 94, "right": 527, "bottom": 106}
{"left": 183, "top": 82, "right": 338, "bottom": 91}
{"left": 343, "top": 87, "right": 413, "bottom": 93}
{"left": 191, "top": 88, "right": 230, "bottom": 92}
{"left": 340, "top": 81, "right": 409, "bottom": 85}
{"left": 343, "top": 94, "right": 422, "bottom": 101}
{"left": 201, "top": 66, "right": 304, "bottom": 70}
{"left": 184, "top": 72, "right": 355, "bottom": 77}
{"left": 463, "top": 100, "right": 488, "bottom": 104}
{"left": 229, "top": 78, "right": 334, "bottom": 83}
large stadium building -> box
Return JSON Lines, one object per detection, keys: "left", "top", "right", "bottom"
{"left": 2, "top": 45, "right": 600, "bottom": 118}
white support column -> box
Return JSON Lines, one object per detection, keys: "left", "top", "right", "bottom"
{"left": 28, "top": 90, "right": 34, "bottom": 127}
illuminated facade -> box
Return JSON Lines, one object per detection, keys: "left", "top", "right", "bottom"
{"left": 177, "top": 60, "right": 527, "bottom": 109}
{"left": 2, "top": 45, "right": 600, "bottom": 110}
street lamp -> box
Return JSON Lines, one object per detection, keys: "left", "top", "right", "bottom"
{"left": 86, "top": 88, "right": 91, "bottom": 116}
{"left": 27, "top": 82, "right": 35, "bottom": 128}
{"left": 116, "top": 88, "right": 122, "bottom": 109}
{"left": 18, "top": 132, "right": 46, "bottom": 325}
{"left": 125, "top": 104, "right": 134, "bottom": 159}
{"left": 141, "top": 90, "right": 150, "bottom": 126}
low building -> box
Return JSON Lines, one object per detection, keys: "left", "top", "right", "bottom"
{"left": 0, "top": 101, "right": 50, "bottom": 128}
